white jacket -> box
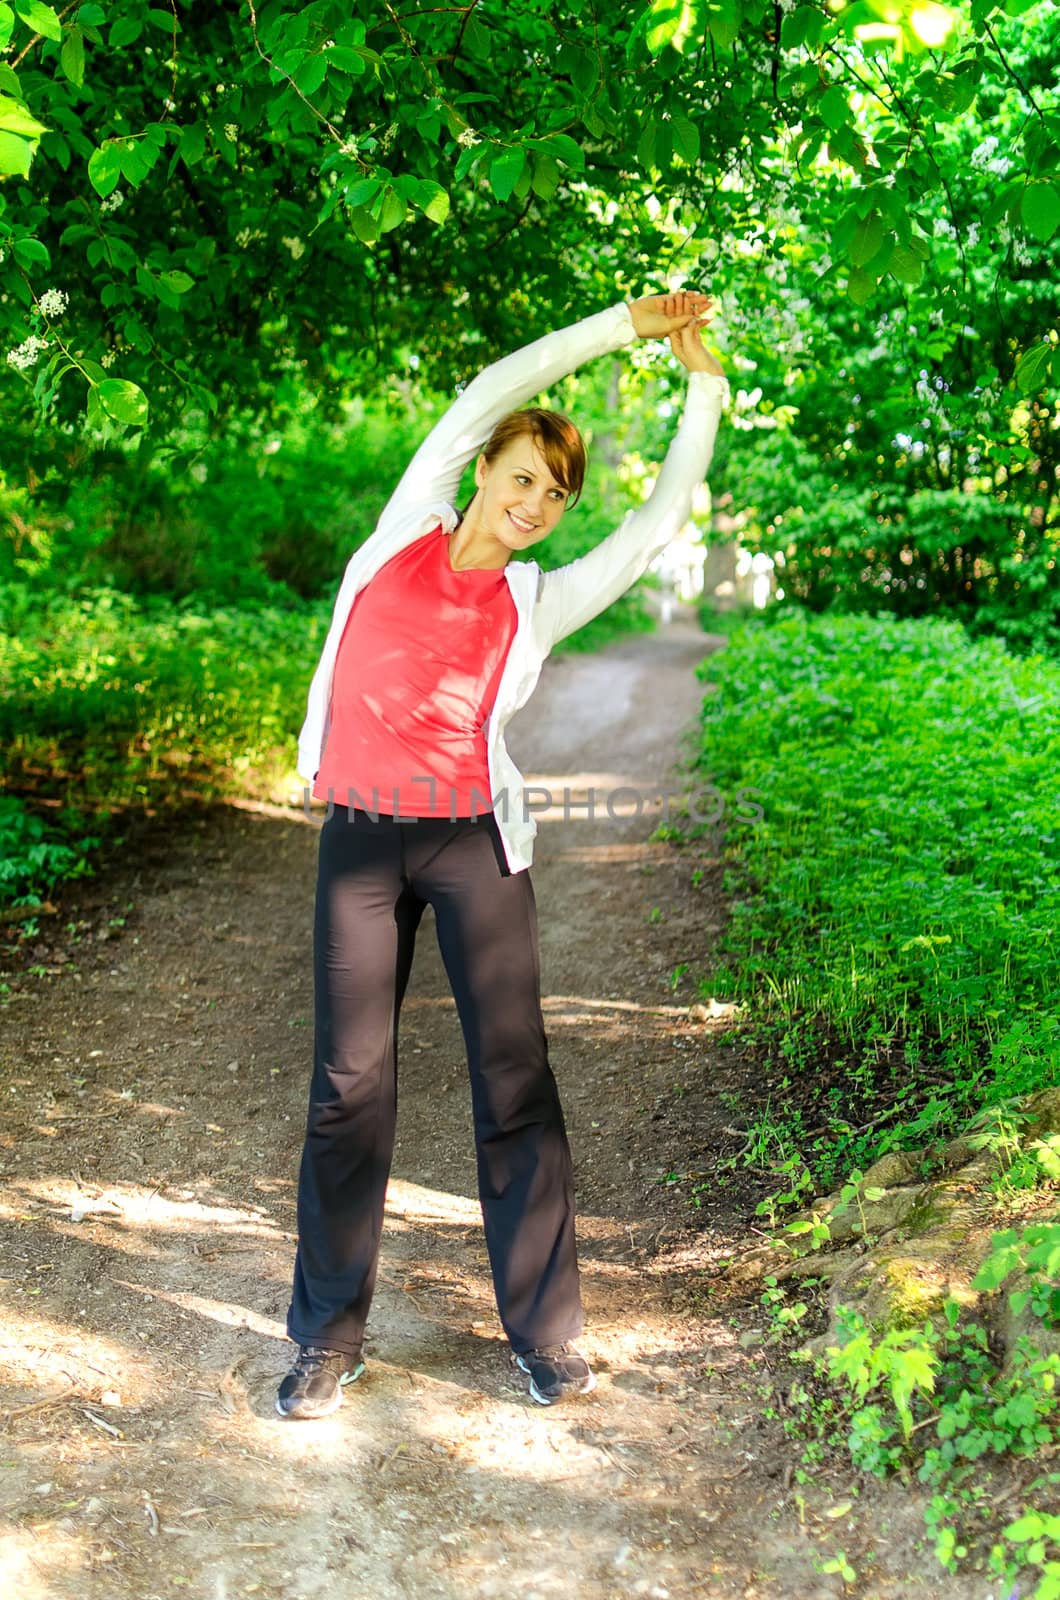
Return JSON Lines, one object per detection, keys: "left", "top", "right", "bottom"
{"left": 298, "top": 299, "right": 729, "bottom": 874}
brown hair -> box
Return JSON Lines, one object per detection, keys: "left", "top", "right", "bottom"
{"left": 480, "top": 407, "right": 587, "bottom": 508}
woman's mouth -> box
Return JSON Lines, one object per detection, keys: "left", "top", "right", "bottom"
{"left": 507, "top": 511, "right": 536, "bottom": 534}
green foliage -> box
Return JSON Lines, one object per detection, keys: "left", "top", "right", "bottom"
{"left": 782, "top": 1291, "right": 1060, "bottom": 1591}
{"left": 0, "top": 794, "right": 101, "bottom": 910}
{"left": 690, "top": 610, "right": 1060, "bottom": 1172}
{"left": 974, "top": 1221, "right": 1060, "bottom": 1328}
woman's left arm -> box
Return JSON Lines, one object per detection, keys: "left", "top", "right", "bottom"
{"left": 533, "top": 319, "right": 729, "bottom": 653}
{"left": 381, "top": 293, "right": 712, "bottom": 523}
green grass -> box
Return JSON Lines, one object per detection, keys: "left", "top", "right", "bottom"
{"left": 689, "top": 609, "right": 1060, "bottom": 1160}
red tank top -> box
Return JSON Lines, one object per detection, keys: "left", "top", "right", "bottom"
{"left": 312, "top": 524, "right": 518, "bottom": 818}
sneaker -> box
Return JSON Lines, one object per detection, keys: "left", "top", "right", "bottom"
{"left": 515, "top": 1343, "right": 596, "bottom": 1406}
{"left": 275, "top": 1345, "right": 366, "bottom": 1420}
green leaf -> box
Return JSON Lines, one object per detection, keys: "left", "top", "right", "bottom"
{"left": 819, "top": 84, "right": 850, "bottom": 132}
{"left": 146, "top": 8, "right": 178, "bottom": 30}
{"left": 13, "top": 0, "right": 61, "bottom": 42}
{"left": 294, "top": 53, "right": 327, "bottom": 95}
{"left": 87, "top": 140, "right": 121, "bottom": 196}
{"left": 646, "top": 0, "right": 699, "bottom": 52}
{"left": 349, "top": 204, "right": 379, "bottom": 245}
{"left": 782, "top": 5, "right": 827, "bottom": 49}
{"left": 846, "top": 265, "right": 874, "bottom": 304}
{"left": 178, "top": 122, "right": 206, "bottom": 167}
{"left": 158, "top": 270, "right": 193, "bottom": 294}
{"left": 1021, "top": 182, "right": 1060, "bottom": 243}
{"left": 117, "top": 138, "right": 149, "bottom": 185}
{"left": 345, "top": 176, "right": 380, "bottom": 209}
{"left": 96, "top": 378, "right": 149, "bottom": 427}
{"left": 414, "top": 179, "right": 449, "bottom": 224}
{"left": 12, "top": 235, "right": 49, "bottom": 267}
{"left": 532, "top": 153, "right": 561, "bottom": 201}
{"left": 489, "top": 145, "right": 526, "bottom": 202}
{"left": 325, "top": 45, "right": 366, "bottom": 75}
{"left": 889, "top": 243, "right": 924, "bottom": 284}
{"left": 76, "top": 2, "right": 105, "bottom": 20}
{"left": 60, "top": 23, "right": 85, "bottom": 87}
{"left": 705, "top": 0, "right": 738, "bottom": 49}
{"left": 0, "top": 4, "right": 14, "bottom": 49}
{"left": 0, "top": 129, "right": 31, "bottom": 175}
{"left": 1015, "top": 340, "right": 1053, "bottom": 396}
{"left": 671, "top": 113, "right": 700, "bottom": 164}
{"left": 378, "top": 186, "right": 406, "bottom": 233}
{"left": 849, "top": 210, "right": 883, "bottom": 267}
{"left": 109, "top": 13, "right": 142, "bottom": 46}
{"left": 0, "top": 93, "right": 48, "bottom": 137}
{"left": 541, "top": 133, "right": 584, "bottom": 170}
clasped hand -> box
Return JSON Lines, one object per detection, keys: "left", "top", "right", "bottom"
{"left": 628, "top": 290, "right": 724, "bottom": 376}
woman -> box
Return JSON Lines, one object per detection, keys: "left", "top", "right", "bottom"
{"left": 278, "top": 290, "right": 729, "bottom": 1419}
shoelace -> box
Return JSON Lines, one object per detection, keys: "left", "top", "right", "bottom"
{"left": 294, "top": 1345, "right": 341, "bottom": 1374}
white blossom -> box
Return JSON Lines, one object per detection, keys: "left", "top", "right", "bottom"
{"left": 282, "top": 235, "right": 306, "bottom": 260}
{"left": 100, "top": 348, "right": 117, "bottom": 368}
{"left": 457, "top": 127, "right": 481, "bottom": 149}
{"left": 38, "top": 287, "right": 68, "bottom": 319}
{"left": 6, "top": 335, "right": 49, "bottom": 371}
{"left": 970, "top": 136, "right": 999, "bottom": 169}
{"left": 224, "top": 123, "right": 238, "bottom": 143}
{"left": 339, "top": 138, "right": 359, "bottom": 157}
{"left": 100, "top": 189, "right": 124, "bottom": 214}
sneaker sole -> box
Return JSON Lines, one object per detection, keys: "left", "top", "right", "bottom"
{"left": 516, "top": 1356, "right": 596, "bottom": 1406}
{"left": 275, "top": 1360, "right": 365, "bottom": 1420}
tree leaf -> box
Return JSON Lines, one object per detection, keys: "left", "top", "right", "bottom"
{"left": 0, "top": 93, "right": 48, "bottom": 137}
{"left": 489, "top": 145, "right": 526, "bottom": 202}
{"left": 87, "top": 140, "right": 121, "bottom": 196}
{"left": 12, "top": 235, "right": 49, "bottom": 267}
{"left": 671, "top": 113, "right": 700, "bottom": 164}
{"left": 846, "top": 265, "right": 875, "bottom": 304}
{"left": 60, "top": 23, "right": 85, "bottom": 87}
{"left": 646, "top": 0, "right": 699, "bottom": 53}
{"left": 158, "top": 270, "right": 194, "bottom": 294}
{"left": 97, "top": 378, "right": 149, "bottom": 427}
{"left": 532, "top": 153, "right": 561, "bottom": 201}
{"left": 415, "top": 178, "right": 450, "bottom": 224}
{"left": 889, "top": 242, "right": 923, "bottom": 284}
{"left": 0, "top": 5, "right": 13, "bottom": 50}
{"left": 109, "top": 14, "right": 142, "bottom": 47}
{"left": 1015, "top": 340, "right": 1053, "bottom": 396}
{"left": 13, "top": 0, "right": 61, "bottom": 42}
{"left": 1021, "top": 182, "right": 1060, "bottom": 243}
{"left": 849, "top": 209, "right": 883, "bottom": 267}
{"left": 819, "top": 84, "right": 851, "bottom": 132}
{"left": 782, "top": 5, "right": 827, "bottom": 49}
{"left": 378, "top": 186, "right": 406, "bottom": 232}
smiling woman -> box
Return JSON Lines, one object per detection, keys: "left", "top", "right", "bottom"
{"left": 278, "top": 288, "right": 730, "bottom": 1421}
{"left": 448, "top": 407, "right": 588, "bottom": 571}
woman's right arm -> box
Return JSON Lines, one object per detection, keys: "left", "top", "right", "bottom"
{"left": 379, "top": 293, "right": 711, "bottom": 523}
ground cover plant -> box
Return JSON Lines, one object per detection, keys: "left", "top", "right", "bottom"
{"left": 685, "top": 607, "right": 1060, "bottom": 1179}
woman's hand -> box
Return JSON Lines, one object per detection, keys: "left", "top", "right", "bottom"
{"left": 628, "top": 290, "right": 713, "bottom": 339}
{"left": 669, "top": 311, "right": 724, "bottom": 376}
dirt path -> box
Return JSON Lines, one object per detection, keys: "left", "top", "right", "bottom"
{"left": 1, "top": 613, "right": 984, "bottom": 1600}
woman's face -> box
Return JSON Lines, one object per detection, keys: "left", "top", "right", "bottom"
{"left": 473, "top": 436, "right": 570, "bottom": 554}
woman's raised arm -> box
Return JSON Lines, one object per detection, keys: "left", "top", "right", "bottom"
{"left": 533, "top": 315, "right": 729, "bottom": 652}
{"left": 380, "top": 293, "right": 712, "bottom": 524}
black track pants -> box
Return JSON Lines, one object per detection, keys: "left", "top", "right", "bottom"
{"left": 286, "top": 805, "right": 584, "bottom": 1357}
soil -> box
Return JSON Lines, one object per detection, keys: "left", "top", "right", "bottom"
{"left": 0, "top": 610, "right": 1007, "bottom": 1599}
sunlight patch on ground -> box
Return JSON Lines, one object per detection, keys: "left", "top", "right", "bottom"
{"left": 0, "top": 1529, "right": 87, "bottom": 1600}
{"left": 542, "top": 993, "right": 693, "bottom": 1019}
{"left": 5, "top": 1179, "right": 285, "bottom": 1238}
{"left": 385, "top": 1179, "right": 482, "bottom": 1228}
{"left": 108, "top": 1279, "right": 288, "bottom": 1341}
{"left": 0, "top": 1303, "right": 157, "bottom": 1405}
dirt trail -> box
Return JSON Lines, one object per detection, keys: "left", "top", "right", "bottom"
{"left": 1, "top": 612, "right": 984, "bottom": 1600}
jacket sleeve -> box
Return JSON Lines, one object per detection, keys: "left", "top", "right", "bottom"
{"left": 379, "top": 301, "right": 639, "bottom": 524}
{"left": 532, "top": 369, "right": 729, "bottom": 653}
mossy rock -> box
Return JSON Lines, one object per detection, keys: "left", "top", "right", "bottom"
{"left": 1020, "top": 1087, "right": 1060, "bottom": 1143}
